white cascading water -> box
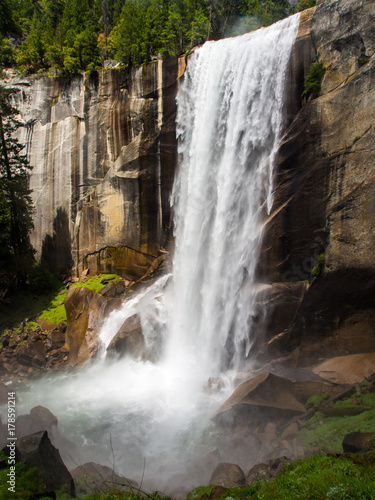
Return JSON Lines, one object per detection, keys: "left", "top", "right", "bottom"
{"left": 12, "top": 14, "right": 299, "bottom": 493}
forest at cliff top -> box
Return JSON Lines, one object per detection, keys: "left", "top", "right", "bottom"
{"left": 0, "top": 0, "right": 315, "bottom": 75}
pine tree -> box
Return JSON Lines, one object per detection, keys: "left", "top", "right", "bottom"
{"left": 0, "top": 86, "right": 34, "bottom": 286}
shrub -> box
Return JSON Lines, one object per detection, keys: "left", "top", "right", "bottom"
{"left": 302, "top": 61, "right": 326, "bottom": 98}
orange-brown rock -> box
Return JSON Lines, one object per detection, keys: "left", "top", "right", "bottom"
{"left": 65, "top": 286, "right": 121, "bottom": 364}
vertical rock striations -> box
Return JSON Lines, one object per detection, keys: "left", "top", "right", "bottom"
{"left": 8, "top": 59, "right": 181, "bottom": 278}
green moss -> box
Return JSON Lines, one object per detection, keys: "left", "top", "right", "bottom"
{"left": 37, "top": 274, "right": 122, "bottom": 326}
{"left": 302, "top": 62, "right": 326, "bottom": 98}
{"left": 306, "top": 393, "right": 329, "bottom": 409}
{"left": 300, "top": 409, "right": 375, "bottom": 453}
{"left": 311, "top": 253, "right": 325, "bottom": 280}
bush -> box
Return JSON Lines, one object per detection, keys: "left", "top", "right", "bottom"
{"left": 296, "top": 0, "right": 316, "bottom": 11}
{"left": 28, "top": 261, "right": 61, "bottom": 293}
{"left": 302, "top": 61, "right": 326, "bottom": 98}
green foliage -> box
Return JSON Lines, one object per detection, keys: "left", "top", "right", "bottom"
{"left": 0, "top": 460, "right": 45, "bottom": 499}
{"left": 37, "top": 273, "right": 122, "bottom": 325}
{"left": 296, "top": 0, "right": 316, "bottom": 12}
{"left": 0, "top": 36, "right": 15, "bottom": 68}
{"left": 300, "top": 407, "right": 375, "bottom": 453}
{"left": 28, "top": 261, "right": 62, "bottom": 293}
{"left": 3, "top": 0, "right": 293, "bottom": 74}
{"left": 306, "top": 392, "right": 329, "bottom": 409}
{"left": 0, "top": 85, "right": 35, "bottom": 284}
{"left": 302, "top": 61, "right": 326, "bottom": 98}
{"left": 311, "top": 252, "right": 325, "bottom": 279}
{"left": 188, "top": 453, "right": 375, "bottom": 500}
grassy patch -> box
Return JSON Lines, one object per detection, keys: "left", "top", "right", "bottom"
{"left": 37, "top": 274, "right": 122, "bottom": 326}
{"left": 188, "top": 453, "right": 375, "bottom": 500}
{"left": 0, "top": 274, "right": 123, "bottom": 334}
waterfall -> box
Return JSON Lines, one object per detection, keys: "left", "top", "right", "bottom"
{"left": 14, "top": 14, "right": 300, "bottom": 493}
{"left": 169, "top": 14, "right": 299, "bottom": 375}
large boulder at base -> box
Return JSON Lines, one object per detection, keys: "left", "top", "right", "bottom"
{"left": 342, "top": 432, "right": 374, "bottom": 453}
{"left": 215, "top": 373, "right": 332, "bottom": 421}
{"left": 312, "top": 353, "right": 375, "bottom": 384}
{"left": 65, "top": 286, "right": 122, "bottom": 364}
{"left": 71, "top": 461, "right": 137, "bottom": 496}
{"left": 209, "top": 463, "right": 246, "bottom": 488}
{"left": 106, "top": 314, "right": 146, "bottom": 360}
{"left": 16, "top": 430, "right": 75, "bottom": 496}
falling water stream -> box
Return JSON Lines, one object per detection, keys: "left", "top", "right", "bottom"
{"left": 12, "top": 14, "right": 299, "bottom": 494}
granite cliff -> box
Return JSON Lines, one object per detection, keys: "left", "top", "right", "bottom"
{"left": 5, "top": 58, "right": 185, "bottom": 279}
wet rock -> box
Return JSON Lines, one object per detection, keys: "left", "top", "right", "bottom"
{"left": 16, "top": 341, "right": 47, "bottom": 368}
{"left": 16, "top": 413, "right": 46, "bottom": 437}
{"left": 30, "top": 406, "right": 58, "bottom": 429}
{"left": 342, "top": 432, "right": 374, "bottom": 453}
{"left": 71, "top": 461, "right": 137, "bottom": 496}
{"left": 215, "top": 373, "right": 307, "bottom": 421}
{"left": 209, "top": 463, "right": 246, "bottom": 488}
{"left": 16, "top": 430, "right": 75, "bottom": 497}
{"left": 312, "top": 353, "right": 375, "bottom": 384}
{"left": 65, "top": 286, "right": 110, "bottom": 364}
{"left": 106, "top": 314, "right": 146, "bottom": 360}
{"left": 100, "top": 279, "right": 127, "bottom": 298}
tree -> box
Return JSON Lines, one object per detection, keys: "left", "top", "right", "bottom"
{"left": 0, "top": 86, "right": 34, "bottom": 285}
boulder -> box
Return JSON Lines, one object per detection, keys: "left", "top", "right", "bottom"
{"left": 215, "top": 373, "right": 331, "bottom": 420}
{"left": 16, "top": 413, "right": 46, "bottom": 437}
{"left": 30, "top": 406, "right": 58, "bottom": 429}
{"left": 65, "top": 286, "right": 122, "bottom": 364}
{"left": 71, "top": 461, "right": 137, "bottom": 496}
{"left": 48, "top": 329, "right": 66, "bottom": 349}
{"left": 100, "top": 279, "right": 127, "bottom": 298}
{"left": 246, "top": 456, "right": 289, "bottom": 485}
{"left": 16, "top": 341, "right": 47, "bottom": 368}
{"left": 106, "top": 314, "right": 146, "bottom": 359}
{"left": 16, "top": 431, "right": 75, "bottom": 496}
{"left": 209, "top": 463, "right": 245, "bottom": 488}
{"left": 312, "top": 353, "right": 375, "bottom": 384}
{"left": 342, "top": 432, "right": 374, "bottom": 453}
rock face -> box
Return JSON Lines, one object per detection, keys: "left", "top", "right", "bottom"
{"left": 257, "top": 0, "right": 375, "bottom": 363}
{"left": 15, "top": 430, "right": 75, "bottom": 496}
{"left": 6, "top": 58, "right": 184, "bottom": 278}
{"left": 64, "top": 286, "right": 121, "bottom": 364}
{"left": 106, "top": 313, "right": 146, "bottom": 360}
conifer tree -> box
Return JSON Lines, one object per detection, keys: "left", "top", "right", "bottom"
{"left": 0, "top": 86, "right": 34, "bottom": 285}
